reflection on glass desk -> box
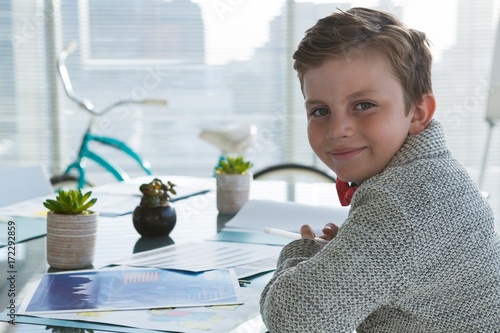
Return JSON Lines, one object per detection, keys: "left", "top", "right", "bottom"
{"left": 0, "top": 178, "right": 340, "bottom": 333}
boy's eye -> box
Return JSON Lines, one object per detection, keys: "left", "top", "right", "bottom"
{"left": 354, "top": 102, "right": 374, "bottom": 110}
{"left": 311, "top": 108, "right": 329, "bottom": 117}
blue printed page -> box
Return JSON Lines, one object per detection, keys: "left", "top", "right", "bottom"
{"left": 18, "top": 267, "right": 242, "bottom": 314}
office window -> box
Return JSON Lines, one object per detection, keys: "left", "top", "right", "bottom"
{"left": 1, "top": 0, "right": 500, "bottom": 227}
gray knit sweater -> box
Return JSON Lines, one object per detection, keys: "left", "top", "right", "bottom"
{"left": 260, "top": 120, "right": 500, "bottom": 332}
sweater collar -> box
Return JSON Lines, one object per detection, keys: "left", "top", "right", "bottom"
{"left": 336, "top": 119, "right": 448, "bottom": 206}
{"left": 387, "top": 119, "right": 448, "bottom": 169}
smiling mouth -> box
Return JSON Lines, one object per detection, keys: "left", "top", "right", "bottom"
{"left": 329, "top": 147, "right": 365, "bottom": 160}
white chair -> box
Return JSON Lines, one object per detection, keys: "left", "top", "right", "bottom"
{"left": 253, "top": 163, "right": 336, "bottom": 183}
{"left": 0, "top": 165, "right": 53, "bottom": 207}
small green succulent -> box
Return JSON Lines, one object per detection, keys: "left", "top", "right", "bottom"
{"left": 139, "top": 178, "right": 177, "bottom": 208}
{"left": 43, "top": 189, "right": 97, "bottom": 215}
{"left": 215, "top": 156, "right": 253, "bottom": 175}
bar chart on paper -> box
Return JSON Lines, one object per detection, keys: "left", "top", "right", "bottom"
{"left": 19, "top": 268, "right": 243, "bottom": 314}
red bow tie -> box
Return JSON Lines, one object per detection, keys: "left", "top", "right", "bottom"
{"left": 336, "top": 178, "right": 357, "bottom": 206}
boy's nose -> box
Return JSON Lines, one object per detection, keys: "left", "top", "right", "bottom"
{"left": 326, "top": 115, "right": 354, "bottom": 140}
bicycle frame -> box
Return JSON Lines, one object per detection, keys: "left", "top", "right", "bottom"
{"left": 63, "top": 128, "right": 152, "bottom": 189}
{"left": 55, "top": 41, "right": 165, "bottom": 188}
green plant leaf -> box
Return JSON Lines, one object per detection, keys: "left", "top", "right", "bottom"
{"left": 81, "top": 191, "right": 92, "bottom": 203}
{"left": 215, "top": 155, "right": 253, "bottom": 174}
{"left": 80, "top": 198, "right": 97, "bottom": 211}
{"left": 43, "top": 189, "right": 97, "bottom": 214}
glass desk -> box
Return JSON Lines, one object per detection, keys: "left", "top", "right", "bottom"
{"left": 0, "top": 178, "right": 339, "bottom": 333}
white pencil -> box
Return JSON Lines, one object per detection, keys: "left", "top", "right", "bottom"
{"left": 263, "top": 227, "right": 328, "bottom": 244}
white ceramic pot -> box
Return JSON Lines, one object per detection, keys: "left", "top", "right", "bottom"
{"left": 216, "top": 173, "right": 252, "bottom": 214}
{"left": 46, "top": 211, "right": 98, "bottom": 270}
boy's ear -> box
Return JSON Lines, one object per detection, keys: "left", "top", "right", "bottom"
{"left": 409, "top": 93, "right": 436, "bottom": 135}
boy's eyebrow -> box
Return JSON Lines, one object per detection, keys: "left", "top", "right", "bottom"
{"left": 305, "top": 89, "right": 377, "bottom": 107}
{"left": 346, "top": 89, "right": 377, "bottom": 100}
{"left": 304, "top": 99, "right": 324, "bottom": 107}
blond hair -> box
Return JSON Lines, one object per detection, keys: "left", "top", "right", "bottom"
{"left": 293, "top": 7, "right": 433, "bottom": 113}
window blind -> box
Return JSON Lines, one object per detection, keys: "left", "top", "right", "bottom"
{"left": 1, "top": 0, "right": 499, "bottom": 229}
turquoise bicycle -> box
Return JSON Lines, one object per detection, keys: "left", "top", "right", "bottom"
{"left": 50, "top": 42, "right": 167, "bottom": 189}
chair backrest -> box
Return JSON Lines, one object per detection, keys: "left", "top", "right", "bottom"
{"left": 253, "top": 163, "right": 336, "bottom": 183}
{"left": 486, "top": 19, "right": 500, "bottom": 122}
{"left": 0, "top": 165, "right": 53, "bottom": 207}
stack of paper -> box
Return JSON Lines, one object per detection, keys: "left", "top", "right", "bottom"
{"left": 14, "top": 237, "right": 280, "bottom": 332}
{"left": 16, "top": 267, "right": 267, "bottom": 333}
{"left": 15, "top": 286, "right": 264, "bottom": 333}
{"left": 109, "top": 241, "right": 282, "bottom": 279}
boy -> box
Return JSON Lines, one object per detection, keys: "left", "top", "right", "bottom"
{"left": 260, "top": 7, "right": 500, "bottom": 332}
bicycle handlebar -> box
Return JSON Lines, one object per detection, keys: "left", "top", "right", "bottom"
{"left": 98, "top": 99, "right": 167, "bottom": 115}
{"left": 57, "top": 41, "right": 167, "bottom": 116}
{"left": 142, "top": 99, "right": 168, "bottom": 105}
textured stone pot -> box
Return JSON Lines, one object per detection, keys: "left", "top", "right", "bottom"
{"left": 46, "top": 211, "right": 98, "bottom": 270}
{"left": 132, "top": 203, "right": 177, "bottom": 238}
{"left": 216, "top": 173, "right": 252, "bottom": 214}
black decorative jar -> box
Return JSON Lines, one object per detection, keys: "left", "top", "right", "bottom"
{"left": 133, "top": 203, "right": 176, "bottom": 237}
{"left": 132, "top": 178, "right": 178, "bottom": 238}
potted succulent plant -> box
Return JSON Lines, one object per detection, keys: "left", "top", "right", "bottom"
{"left": 132, "top": 178, "right": 177, "bottom": 238}
{"left": 215, "top": 156, "right": 253, "bottom": 214}
{"left": 43, "top": 189, "right": 98, "bottom": 270}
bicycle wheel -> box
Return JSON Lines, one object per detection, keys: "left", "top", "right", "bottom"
{"left": 50, "top": 174, "right": 94, "bottom": 191}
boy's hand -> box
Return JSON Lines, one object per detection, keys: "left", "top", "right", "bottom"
{"left": 300, "top": 224, "right": 316, "bottom": 240}
{"left": 300, "top": 223, "right": 339, "bottom": 242}
{"left": 321, "top": 223, "right": 339, "bottom": 241}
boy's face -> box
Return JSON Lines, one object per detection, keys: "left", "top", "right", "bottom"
{"left": 303, "top": 50, "right": 414, "bottom": 185}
